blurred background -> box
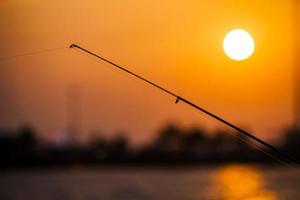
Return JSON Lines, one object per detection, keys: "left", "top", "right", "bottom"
{"left": 0, "top": 0, "right": 300, "bottom": 199}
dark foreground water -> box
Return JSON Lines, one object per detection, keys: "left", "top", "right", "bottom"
{"left": 0, "top": 164, "right": 299, "bottom": 200}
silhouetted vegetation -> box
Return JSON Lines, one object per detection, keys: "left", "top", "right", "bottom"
{"left": 0, "top": 124, "right": 299, "bottom": 168}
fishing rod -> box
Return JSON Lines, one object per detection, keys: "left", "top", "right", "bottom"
{"left": 70, "top": 43, "right": 300, "bottom": 166}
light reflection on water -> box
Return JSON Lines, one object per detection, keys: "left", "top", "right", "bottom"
{"left": 210, "top": 164, "right": 277, "bottom": 200}
{"left": 1, "top": 164, "right": 299, "bottom": 200}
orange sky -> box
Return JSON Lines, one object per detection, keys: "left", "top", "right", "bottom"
{"left": 0, "top": 0, "right": 296, "bottom": 144}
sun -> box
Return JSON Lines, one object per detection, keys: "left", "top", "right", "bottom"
{"left": 223, "top": 29, "right": 255, "bottom": 61}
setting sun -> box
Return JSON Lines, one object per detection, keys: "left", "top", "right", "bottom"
{"left": 0, "top": 1, "right": 300, "bottom": 199}
{"left": 223, "top": 29, "right": 255, "bottom": 61}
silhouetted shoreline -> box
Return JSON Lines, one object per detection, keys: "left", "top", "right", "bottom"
{"left": 0, "top": 124, "right": 299, "bottom": 169}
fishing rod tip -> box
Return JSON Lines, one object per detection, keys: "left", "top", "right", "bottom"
{"left": 69, "top": 44, "right": 77, "bottom": 48}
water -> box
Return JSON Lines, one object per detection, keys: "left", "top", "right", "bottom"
{"left": 0, "top": 164, "right": 299, "bottom": 200}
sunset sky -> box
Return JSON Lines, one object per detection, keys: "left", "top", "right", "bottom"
{"left": 0, "top": 0, "right": 298, "bottom": 144}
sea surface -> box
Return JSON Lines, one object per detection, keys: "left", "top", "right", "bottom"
{"left": 0, "top": 164, "right": 299, "bottom": 200}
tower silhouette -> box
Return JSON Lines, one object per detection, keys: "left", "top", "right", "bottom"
{"left": 66, "top": 85, "right": 82, "bottom": 141}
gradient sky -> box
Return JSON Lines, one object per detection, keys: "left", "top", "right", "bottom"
{"left": 0, "top": 0, "right": 297, "bottom": 144}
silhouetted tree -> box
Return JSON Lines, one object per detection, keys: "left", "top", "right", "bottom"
{"left": 154, "top": 124, "right": 183, "bottom": 152}
{"left": 282, "top": 127, "right": 300, "bottom": 159}
{"left": 184, "top": 127, "right": 206, "bottom": 143}
{"left": 109, "top": 133, "right": 129, "bottom": 161}
{"left": 17, "top": 125, "right": 38, "bottom": 164}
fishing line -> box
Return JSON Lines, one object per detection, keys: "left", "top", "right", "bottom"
{"left": 226, "top": 129, "right": 298, "bottom": 169}
{"left": 0, "top": 46, "right": 67, "bottom": 60}
{"left": 178, "top": 102, "right": 298, "bottom": 169}
{"left": 69, "top": 43, "right": 300, "bottom": 166}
